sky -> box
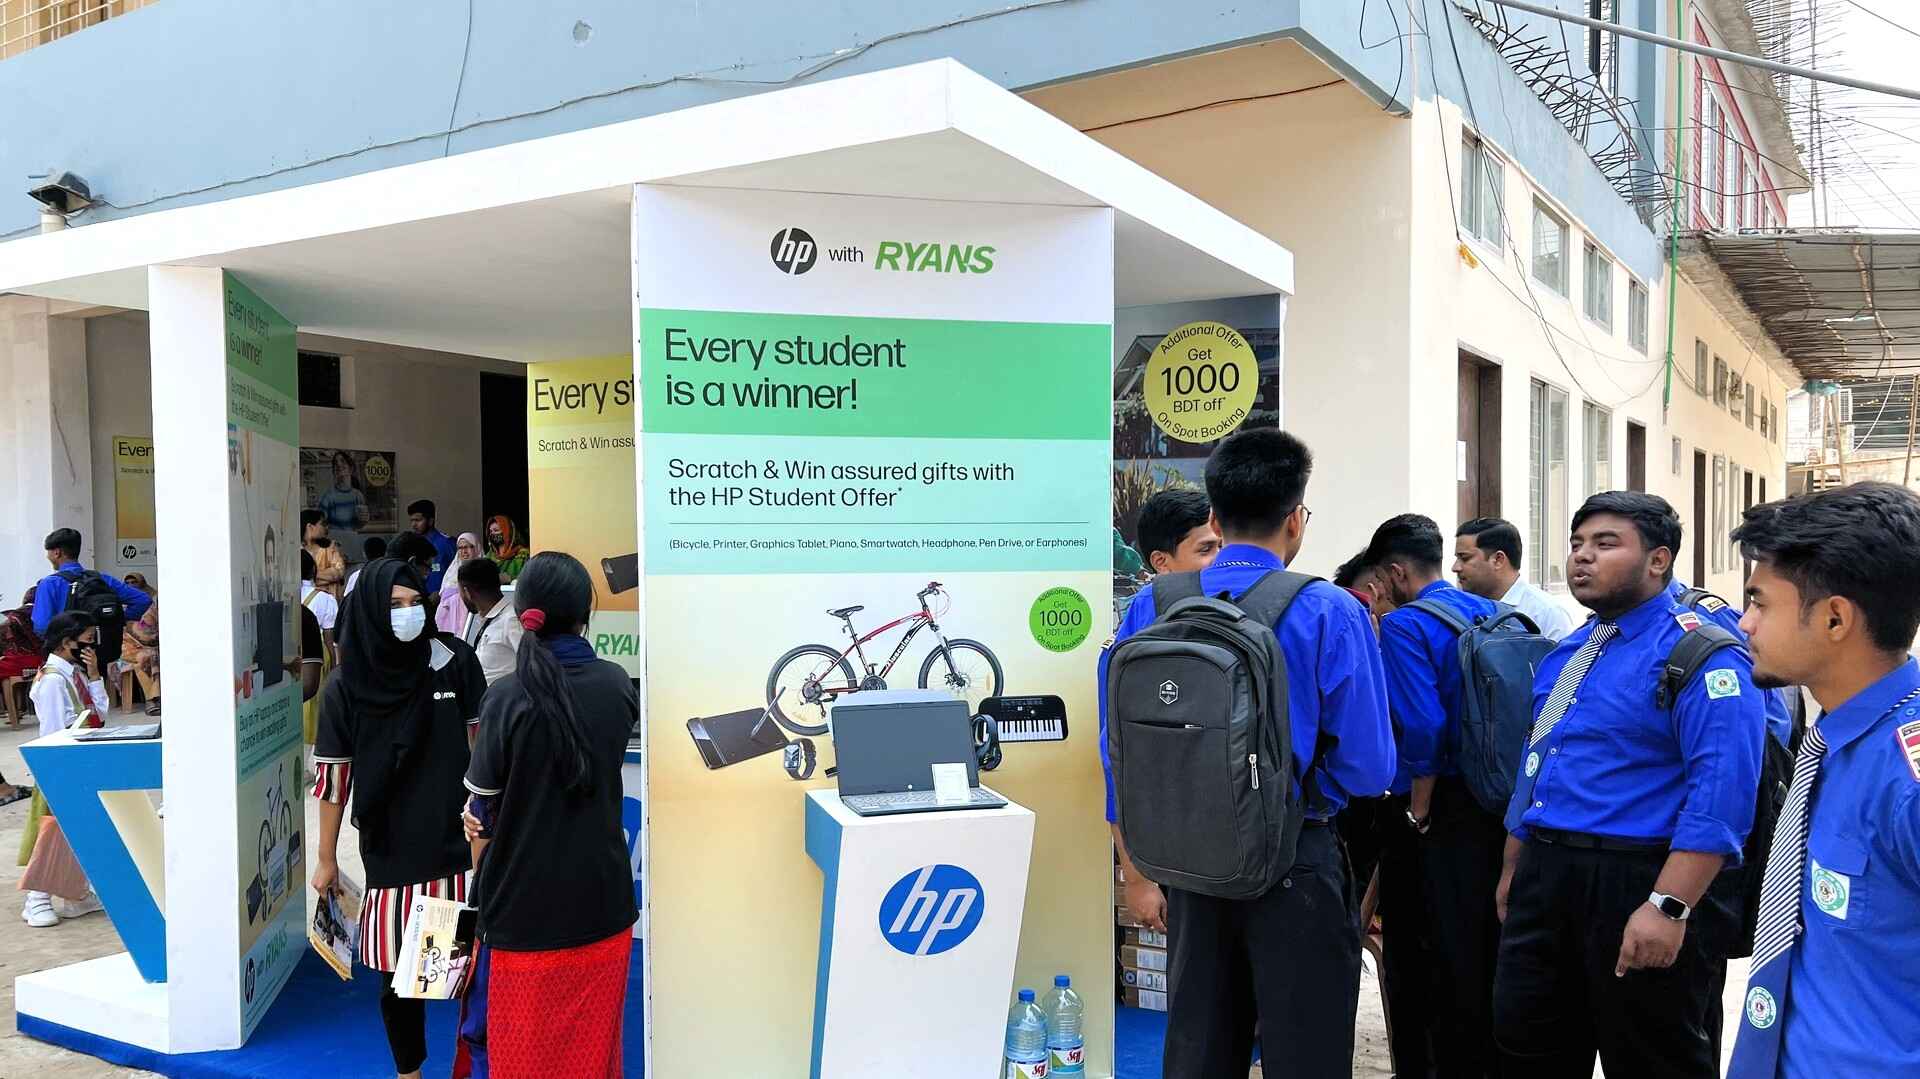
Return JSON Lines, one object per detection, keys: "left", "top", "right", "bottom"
{"left": 1785, "top": 1, "right": 1920, "bottom": 229}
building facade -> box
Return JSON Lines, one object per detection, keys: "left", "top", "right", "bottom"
{"left": 0, "top": 0, "right": 1810, "bottom": 602}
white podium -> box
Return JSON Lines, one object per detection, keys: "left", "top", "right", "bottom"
{"left": 804, "top": 789, "right": 1035, "bottom": 1079}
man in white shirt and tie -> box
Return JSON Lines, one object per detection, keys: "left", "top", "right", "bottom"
{"left": 1453, "top": 517, "right": 1577, "bottom": 640}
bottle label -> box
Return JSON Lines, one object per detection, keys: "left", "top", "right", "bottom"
{"left": 1050, "top": 1044, "right": 1086, "bottom": 1072}
{"left": 1005, "top": 1058, "right": 1049, "bottom": 1079}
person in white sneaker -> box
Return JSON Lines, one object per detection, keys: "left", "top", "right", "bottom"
{"left": 19, "top": 611, "right": 109, "bottom": 928}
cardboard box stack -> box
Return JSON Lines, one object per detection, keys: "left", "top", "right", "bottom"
{"left": 1115, "top": 865, "right": 1169, "bottom": 1011}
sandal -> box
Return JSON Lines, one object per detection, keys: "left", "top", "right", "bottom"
{"left": 0, "top": 785, "right": 34, "bottom": 807}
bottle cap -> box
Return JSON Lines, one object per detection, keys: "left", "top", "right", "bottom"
{"left": 1055, "top": 974, "right": 1070, "bottom": 987}
{"left": 1017, "top": 988, "right": 1035, "bottom": 1002}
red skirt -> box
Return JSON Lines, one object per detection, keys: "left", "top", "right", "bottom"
{"left": 487, "top": 929, "right": 630, "bottom": 1079}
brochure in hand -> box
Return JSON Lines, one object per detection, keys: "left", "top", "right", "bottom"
{"left": 392, "top": 894, "right": 479, "bottom": 999}
{"left": 308, "top": 872, "right": 364, "bottom": 981}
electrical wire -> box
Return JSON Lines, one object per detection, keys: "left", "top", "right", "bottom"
{"left": 1078, "top": 80, "right": 1344, "bottom": 135}
{"left": 1840, "top": 0, "right": 1920, "bottom": 42}
{"left": 58, "top": 0, "right": 1082, "bottom": 216}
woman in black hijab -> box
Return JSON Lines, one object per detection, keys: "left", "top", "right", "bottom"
{"left": 309, "top": 557, "right": 487, "bottom": 1079}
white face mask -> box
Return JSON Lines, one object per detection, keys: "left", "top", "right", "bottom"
{"left": 390, "top": 605, "right": 427, "bottom": 642}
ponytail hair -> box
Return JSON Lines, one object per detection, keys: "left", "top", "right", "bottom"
{"left": 513, "top": 551, "right": 596, "bottom": 796}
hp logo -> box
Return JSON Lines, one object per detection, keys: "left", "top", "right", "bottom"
{"left": 770, "top": 226, "right": 818, "bottom": 275}
{"left": 878, "top": 864, "right": 984, "bottom": 956}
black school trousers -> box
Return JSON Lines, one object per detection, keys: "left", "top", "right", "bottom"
{"left": 1163, "top": 823, "right": 1358, "bottom": 1079}
{"left": 1411, "top": 777, "right": 1511, "bottom": 1079}
{"left": 1340, "top": 794, "right": 1435, "bottom": 1078}
{"left": 1492, "top": 837, "right": 1728, "bottom": 1079}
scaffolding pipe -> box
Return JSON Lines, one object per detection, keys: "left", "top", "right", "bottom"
{"left": 1484, "top": 0, "right": 1920, "bottom": 103}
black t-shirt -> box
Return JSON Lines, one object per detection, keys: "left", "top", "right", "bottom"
{"left": 467, "top": 658, "right": 638, "bottom": 951}
{"left": 315, "top": 634, "right": 487, "bottom": 888}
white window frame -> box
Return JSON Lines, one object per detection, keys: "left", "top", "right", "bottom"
{"left": 1628, "top": 278, "right": 1649, "bottom": 352}
{"left": 1711, "top": 454, "right": 1727, "bottom": 573}
{"left": 1461, "top": 133, "right": 1505, "bottom": 248}
{"left": 1694, "top": 339, "right": 1709, "bottom": 397}
{"left": 1714, "top": 356, "right": 1729, "bottom": 406}
{"left": 1533, "top": 200, "right": 1569, "bottom": 296}
{"left": 1583, "top": 241, "right": 1614, "bottom": 330}
{"left": 1530, "top": 378, "right": 1572, "bottom": 588}
{"left": 1583, "top": 399, "right": 1614, "bottom": 496}
{"left": 1729, "top": 371, "right": 1744, "bottom": 417}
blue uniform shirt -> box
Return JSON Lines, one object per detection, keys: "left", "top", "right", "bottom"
{"left": 422, "top": 529, "right": 457, "bottom": 595}
{"left": 32, "top": 562, "right": 153, "bottom": 635}
{"left": 1776, "top": 659, "right": 1920, "bottom": 1077}
{"left": 1505, "top": 588, "right": 1764, "bottom": 857}
{"left": 1378, "top": 580, "right": 1501, "bottom": 793}
{"left": 1668, "top": 578, "right": 1794, "bottom": 748}
{"left": 1097, "top": 543, "right": 1396, "bottom": 823}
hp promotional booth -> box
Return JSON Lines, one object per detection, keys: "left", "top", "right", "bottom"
{"left": 0, "top": 60, "right": 1292, "bottom": 1077}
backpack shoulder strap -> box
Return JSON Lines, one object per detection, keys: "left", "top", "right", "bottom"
{"left": 1231, "top": 570, "right": 1320, "bottom": 631}
{"left": 1151, "top": 572, "right": 1204, "bottom": 619}
{"left": 1404, "top": 597, "right": 1473, "bottom": 636}
{"left": 1657, "top": 623, "right": 1744, "bottom": 710}
{"left": 1677, "top": 586, "right": 1734, "bottom": 615}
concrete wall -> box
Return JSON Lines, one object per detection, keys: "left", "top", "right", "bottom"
{"left": 0, "top": 297, "right": 92, "bottom": 598}
{"left": 82, "top": 313, "right": 521, "bottom": 585}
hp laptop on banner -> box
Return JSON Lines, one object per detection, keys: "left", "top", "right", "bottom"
{"left": 832, "top": 690, "right": 1007, "bottom": 817}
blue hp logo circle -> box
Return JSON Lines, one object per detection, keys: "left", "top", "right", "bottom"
{"left": 878, "top": 864, "right": 984, "bottom": 956}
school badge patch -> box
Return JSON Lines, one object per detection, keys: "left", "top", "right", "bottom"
{"left": 1704, "top": 668, "right": 1741, "bottom": 700}
{"left": 1810, "top": 858, "right": 1850, "bottom": 920}
{"left": 1746, "top": 986, "right": 1778, "bottom": 1030}
{"left": 1898, "top": 718, "right": 1920, "bottom": 783}
{"left": 1524, "top": 751, "right": 1541, "bottom": 778}
{"left": 1675, "top": 611, "right": 1703, "bottom": 632}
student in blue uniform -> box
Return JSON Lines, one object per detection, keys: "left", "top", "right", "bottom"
{"left": 1667, "top": 577, "right": 1795, "bottom": 749}
{"left": 1493, "top": 492, "right": 1764, "bottom": 1077}
{"left": 1725, "top": 482, "right": 1920, "bottom": 1078}
{"left": 1369, "top": 513, "right": 1506, "bottom": 1078}
{"left": 1099, "top": 428, "right": 1395, "bottom": 1078}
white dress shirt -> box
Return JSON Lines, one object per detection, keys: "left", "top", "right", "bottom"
{"left": 463, "top": 596, "right": 526, "bottom": 685}
{"left": 31, "top": 654, "right": 110, "bottom": 738}
{"left": 1500, "top": 577, "right": 1578, "bottom": 641}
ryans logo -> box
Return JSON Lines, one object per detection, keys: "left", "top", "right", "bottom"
{"left": 1159, "top": 679, "right": 1180, "bottom": 705}
{"left": 770, "top": 226, "right": 818, "bottom": 275}
{"left": 878, "top": 864, "right": 984, "bottom": 956}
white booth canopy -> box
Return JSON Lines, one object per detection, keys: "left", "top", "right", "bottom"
{"left": 0, "top": 59, "right": 1293, "bottom": 361}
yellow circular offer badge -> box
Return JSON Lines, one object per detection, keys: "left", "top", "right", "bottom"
{"left": 362, "top": 454, "right": 392, "bottom": 488}
{"left": 1144, "top": 321, "right": 1257, "bottom": 444}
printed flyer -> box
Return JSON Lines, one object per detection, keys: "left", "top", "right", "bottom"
{"left": 636, "top": 185, "right": 1115, "bottom": 1076}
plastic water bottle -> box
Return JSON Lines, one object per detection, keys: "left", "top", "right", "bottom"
{"left": 1003, "top": 988, "right": 1049, "bottom": 1078}
{"left": 1042, "top": 974, "right": 1085, "bottom": 1076}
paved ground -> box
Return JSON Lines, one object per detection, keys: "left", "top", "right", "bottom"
{"left": 0, "top": 716, "right": 1749, "bottom": 1078}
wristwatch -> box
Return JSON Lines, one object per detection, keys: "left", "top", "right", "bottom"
{"left": 1405, "top": 808, "right": 1431, "bottom": 835}
{"left": 1648, "top": 891, "right": 1693, "bottom": 921}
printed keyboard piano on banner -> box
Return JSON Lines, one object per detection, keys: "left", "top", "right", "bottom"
{"left": 978, "top": 695, "right": 1068, "bottom": 743}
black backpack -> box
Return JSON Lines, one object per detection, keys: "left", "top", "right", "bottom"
{"left": 61, "top": 568, "right": 127, "bottom": 665}
{"left": 1106, "top": 570, "right": 1314, "bottom": 900}
{"left": 1657, "top": 622, "right": 1786, "bottom": 960}
{"left": 1403, "top": 600, "right": 1557, "bottom": 816}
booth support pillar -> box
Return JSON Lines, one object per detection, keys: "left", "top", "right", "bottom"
{"left": 150, "top": 265, "right": 249, "bottom": 1051}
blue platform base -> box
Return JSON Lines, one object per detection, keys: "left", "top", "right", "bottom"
{"left": 19, "top": 941, "right": 646, "bottom": 1078}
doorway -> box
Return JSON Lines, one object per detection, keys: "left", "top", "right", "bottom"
{"left": 1693, "top": 450, "right": 1708, "bottom": 585}
{"left": 1626, "top": 421, "right": 1647, "bottom": 492}
{"left": 479, "top": 371, "right": 530, "bottom": 535}
{"left": 1458, "top": 352, "right": 1502, "bottom": 524}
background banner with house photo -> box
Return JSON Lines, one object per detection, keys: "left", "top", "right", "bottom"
{"left": 1110, "top": 295, "right": 1285, "bottom": 624}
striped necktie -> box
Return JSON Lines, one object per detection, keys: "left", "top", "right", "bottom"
{"left": 1529, "top": 622, "right": 1617, "bottom": 746}
{"left": 1730, "top": 685, "right": 1920, "bottom": 1078}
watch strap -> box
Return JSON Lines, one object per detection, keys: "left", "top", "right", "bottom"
{"left": 1648, "top": 890, "right": 1692, "bottom": 921}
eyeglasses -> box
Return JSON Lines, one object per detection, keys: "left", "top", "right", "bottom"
{"left": 1293, "top": 504, "right": 1313, "bottom": 524}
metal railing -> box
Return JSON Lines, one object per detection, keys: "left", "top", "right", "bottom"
{"left": 1, "top": 0, "right": 152, "bottom": 60}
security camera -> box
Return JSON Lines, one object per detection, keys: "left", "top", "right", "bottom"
{"left": 27, "top": 171, "right": 93, "bottom": 214}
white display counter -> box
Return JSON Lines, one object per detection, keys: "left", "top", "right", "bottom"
{"left": 804, "top": 788, "right": 1035, "bottom": 1079}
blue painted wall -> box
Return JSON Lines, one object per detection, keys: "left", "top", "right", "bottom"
{"left": 0, "top": 0, "right": 1656, "bottom": 276}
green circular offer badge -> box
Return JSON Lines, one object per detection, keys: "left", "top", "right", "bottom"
{"left": 1030, "top": 587, "right": 1093, "bottom": 653}
{"left": 1144, "top": 320, "right": 1258, "bottom": 444}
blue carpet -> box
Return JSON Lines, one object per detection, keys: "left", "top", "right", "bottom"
{"left": 19, "top": 941, "right": 646, "bottom": 1078}
{"left": 1114, "top": 1004, "right": 1167, "bottom": 1076}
